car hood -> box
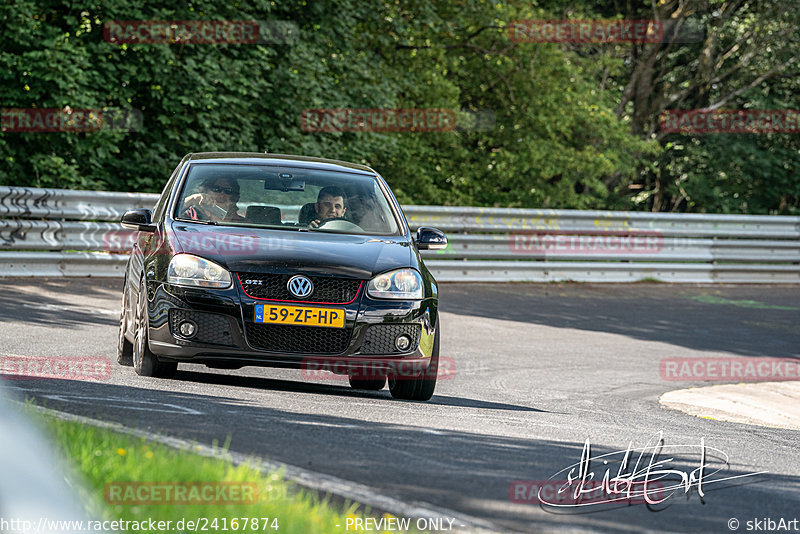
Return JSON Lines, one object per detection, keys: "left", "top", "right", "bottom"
{"left": 171, "top": 223, "right": 413, "bottom": 279}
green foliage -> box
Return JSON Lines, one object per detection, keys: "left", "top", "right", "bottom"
{"left": 0, "top": 0, "right": 793, "bottom": 213}
{"left": 586, "top": 0, "right": 800, "bottom": 214}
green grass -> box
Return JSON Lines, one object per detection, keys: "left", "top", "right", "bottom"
{"left": 689, "top": 295, "right": 800, "bottom": 311}
{"left": 37, "top": 413, "right": 418, "bottom": 534}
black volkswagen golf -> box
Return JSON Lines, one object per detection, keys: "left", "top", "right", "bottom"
{"left": 117, "top": 153, "right": 447, "bottom": 401}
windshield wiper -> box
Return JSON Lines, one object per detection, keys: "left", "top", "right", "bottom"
{"left": 215, "top": 221, "right": 311, "bottom": 232}
{"left": 175, "top": 218, "right": 218, "bottom": 225}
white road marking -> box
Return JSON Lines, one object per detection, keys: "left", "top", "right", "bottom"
{"left": 6, "top": 388, "right": 203, "bottom": 415}
{"left": 22, "top": 303, "right": 118, "bottom": 316}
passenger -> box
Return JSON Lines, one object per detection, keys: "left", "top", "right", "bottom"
{"left": 181, "top": 177, "right": 244, "bottom": 222}
{"left": 347, "top": 194, "right": 384, "bottom": 232}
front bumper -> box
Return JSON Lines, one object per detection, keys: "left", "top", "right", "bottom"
{"left": 145, "top": 280, "right": 438, "bottom": 372}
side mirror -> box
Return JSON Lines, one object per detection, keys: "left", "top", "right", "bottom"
{"left": 415, "top": 227, "right": 448, "bottom": 250}
{"left": 121, "top": 209, "right": 156, "bottom": 232}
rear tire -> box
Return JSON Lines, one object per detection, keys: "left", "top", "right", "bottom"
{"left": 389, "top": 328, "right": 439, "bottom": 401}
{"left": 133, "top": 279, "right": 178, "bottom": 379}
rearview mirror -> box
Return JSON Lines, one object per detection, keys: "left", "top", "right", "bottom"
{"left": 121, "top": 209, "right": 156, "bottom": 232}
{"left": 264, "top": 175, "right": 306, "bottom": 192}
{"left": 415, "top": 227, "right": 447, "bottom": 250}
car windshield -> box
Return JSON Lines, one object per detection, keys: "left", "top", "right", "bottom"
{"left": 174, "top": 163, "right": 402, "bottom": 235}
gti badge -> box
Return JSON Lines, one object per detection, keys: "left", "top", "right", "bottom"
{"left": 287, "top": 275, "right": 313, "bottom": 298}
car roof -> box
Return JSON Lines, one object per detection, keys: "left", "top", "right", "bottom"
{"left": 185, "top": 152, "right": 377, "bottom": 175}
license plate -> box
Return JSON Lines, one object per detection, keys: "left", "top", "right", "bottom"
{"left": 254, "top": 304, "right": 345, "bottom": 328}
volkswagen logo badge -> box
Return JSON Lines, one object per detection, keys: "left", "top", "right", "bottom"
{"left": 287, "top": 275, "right": 313, "bottom": 298}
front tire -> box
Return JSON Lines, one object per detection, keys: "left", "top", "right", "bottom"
{"left": 117, "top": 283, "right": 133, "bottom": 367}
{"left": 389, "top": 328, "right": 439, "bottom": 401}
{"left": 133, "top": 279, "right": 178, "bottom": 379}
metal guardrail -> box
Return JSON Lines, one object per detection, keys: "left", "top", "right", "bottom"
{"left": 1, "top": 185, "right": 798, "bottom": 282}
{"left": 0, "top": 251, "right": 128, "bottom": 277}
{"left": 0, "top": 185, "right": 157, "bottom": 220}
{"left": 404, "top": 206, "right": 800, "bottom": 239}
{"left": 424, "top": 261, "right": 800, "bottom": 283}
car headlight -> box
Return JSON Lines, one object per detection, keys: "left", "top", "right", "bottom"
{"left": 168, "top": 254, "right": 232, "bottom": 288}
{"left": 367, "top": 268, "right": 423, "bottom": 299}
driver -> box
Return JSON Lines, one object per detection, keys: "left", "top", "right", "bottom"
{"left": 307, "top": 186, "right": 347, "bottom": 228}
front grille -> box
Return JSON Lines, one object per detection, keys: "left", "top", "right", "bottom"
{"left": 245, "top": 323, "right": 352, "bottom": 354}
{"left": 360, "top": 324, "right": 421, "bottom": 354}
{"left": 169, "top": 309, "right": 235, "bottom": 346}
{"left": 238, "top": 273, "right": 362, "bottom": 303}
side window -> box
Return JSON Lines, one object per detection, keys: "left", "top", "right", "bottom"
{"left": 152, "top": 160, "right": 185, "bottom": 221}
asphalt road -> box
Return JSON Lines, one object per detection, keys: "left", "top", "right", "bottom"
{"left": 2, "top": 279, "right": 799, "bottom": 533}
